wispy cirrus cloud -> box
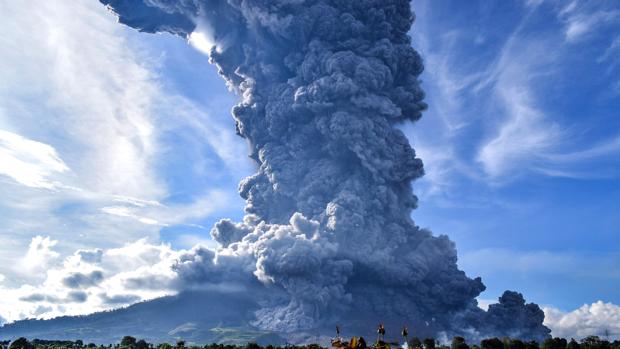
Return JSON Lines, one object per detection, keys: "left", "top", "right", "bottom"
{"left": 0, "top": 0, "right": 246, "bottom": 292}
{"left": 0, "top": 0, "right": 168, "bottom": 254}
{"left": 101, "top": 206, "right": 164, "bottom": 226}
{"left": 100, "top": 189, "right": 236, "bottom": 227}
{"left": 0, "top": 131, "right": 69, "bottom": 189}
{"left": 475, "top": 34, "right": 563, "bottom": 181}
{"left": 557, "top": 1, "right": 620, "bottom": 43}
{"left": 408, "top": 0, "right": 620, "bottom": 198}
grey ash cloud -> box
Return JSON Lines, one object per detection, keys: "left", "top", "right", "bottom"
{"left": 100, "top": 0, "right": 550, "bottom": 341}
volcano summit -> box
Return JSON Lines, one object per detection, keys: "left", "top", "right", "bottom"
{"left": 85, "top": 0, "right": 551, "bottom": 342}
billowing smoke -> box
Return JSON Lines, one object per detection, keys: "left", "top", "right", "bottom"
{"left": 100, "top": 0, "right": 550, "bottom": 342}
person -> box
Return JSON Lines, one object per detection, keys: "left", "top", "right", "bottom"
{"left": 378, "top": 324, "right": 386, "bottom": 340}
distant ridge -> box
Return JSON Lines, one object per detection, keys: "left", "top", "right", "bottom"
{"left": 0, "top": 291, "right": 284, "bottom": 345}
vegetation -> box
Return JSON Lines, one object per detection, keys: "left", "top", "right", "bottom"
{"left": 0, "top": 335, "right": 620, "bottom": 349}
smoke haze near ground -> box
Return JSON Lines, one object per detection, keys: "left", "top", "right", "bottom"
{"left": 99, "top": 0, "right": 550, "bottom": 342}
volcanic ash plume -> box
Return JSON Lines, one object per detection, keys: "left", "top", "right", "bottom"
{"left": 101, "top": 0, "right": 550, "bottom": 341}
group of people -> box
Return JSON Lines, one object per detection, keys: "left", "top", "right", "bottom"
{"left": 331, "top": 325, "right": 408, "bottom": 349}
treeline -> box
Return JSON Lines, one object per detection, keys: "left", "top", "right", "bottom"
{"left": 446, "top": 336, "right": 620, "bottom": 349}
{"left": 1, "top": 335, "right": 620, "bottom": 349}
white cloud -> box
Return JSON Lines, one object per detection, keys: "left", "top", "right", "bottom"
{"left": 475, "top": 31, "right": 563, "bottom": 181}
{"left": 544, "top": 301, "right": 620, "bottom": 340}
{"left": 405, "top": 25, "right": 486, "bottom": 198}
{"left": 409, "top": 0, "right": 620, "bottom": 193}
{"left": 100, "top": 189, "right": 236, "bottom": 227}
{"left": 101, "top": 206, "right": 166, "bottom": 226}
{"left": 410, "top": 3, "right": 569, "bottom": 191}
{"left": 0, "top": 0, "right": 248, "bottom": 324}
{"left": 162, "top": 95, "right": 252, "bottom": 175}
{"left": 477, "top": 298, "right": 495, "bottom": 311}
{"left": 598, "top": 36, "right": 620, "bottom": 65}
{"left": 188, "top": 21, "right": 217, "bottom": 55}
{"left": 536, "top": 136, "right": 620, "bottom": 178}
{"left": 558, "top": 1, "right": 578, "bottom": 18}
{"left": 555, "top": 1, "right": 620, "bottom": 43}
{"left": 465, "top": 14, "right": 619, "bottom": 182}
{"left": 112, "top": 195, "right": 163, "bottom": 208}
{"left": 175, "top": 234, "right": 218, "bottom": 250}
{"left": 0, "top": 130, "right": 69, "bottom": 189}
{"left": 477, "top": 82, "right": 561, "bottom": 179}
{"left": 0, "top": 238, "right": 184, "bottom": 323}
{"left": 0, "top": 0, "right": 246, "bottom": 281}
{"left": 0, "top": 0, "right": 165, "bottom": 199}
{"left": 0, "top": 0, "right": 168, "bottom": 257}
{"left": 20, "top": 236, "right": 60, "bottom": 274}
{"left": 563, "top": 11, "right": 620, "bottom": 43}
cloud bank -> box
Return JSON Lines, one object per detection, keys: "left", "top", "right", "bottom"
{"left": 0, "top": 237, "right": 178, "bottom": 322}
{"left": 2, "top": 236, "right": 617, "bottom": 341}
{"left": 0, "top": 0, "right": 249, "bottom": 281}
{"left": 97, "top": 0, "right": 551, "bottom": 341}
{"left": 545, "top": 301, "right": 620, "bottom": 340}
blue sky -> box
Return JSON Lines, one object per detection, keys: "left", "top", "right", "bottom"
{"left": 408, "top": 0, "right": 620, "bottom": 312}
{"left": 0, "top": 0, "right": 619, "bottom": 339}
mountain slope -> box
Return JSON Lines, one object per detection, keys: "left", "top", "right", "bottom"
{"left": 0, "top": 291, "right": 285, "bottom": 345}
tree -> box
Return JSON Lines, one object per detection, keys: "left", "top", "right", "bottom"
{"left": 136, "top": 340, "right": 149, "bottom": 349}
{"left": 175, "top": 341, "right": 185, "bottom": 349}
{"left": 423, "top": 338, "right": 436, "bottom": 349}
{"left": 567, "top": 339, "right": 580, "bottom": 349}
{"left": 525, "top": 341, "right": 540, "bottom": 349}
{"left": 542, "top": 338, "right": 567, "bottom": 349}
{"left": 481, "top": 338, "right": 504, "bottom": 349}
{"left": 10, "top": 338, "right": 33, "bottom": 349}
{"left": 410, "top": 338, "right": 422, "bottom": 349}
{"left": 510, "top": 340, "right": 525, "bottom": 349}
{"left": 451, "top": 337, "right": 469, "bottom": 349}
{"left": 581, "top": 337, "right": 611, "bottom": 349}
{"left": 120, "top": 337, "right": 137, "bottom": 349}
